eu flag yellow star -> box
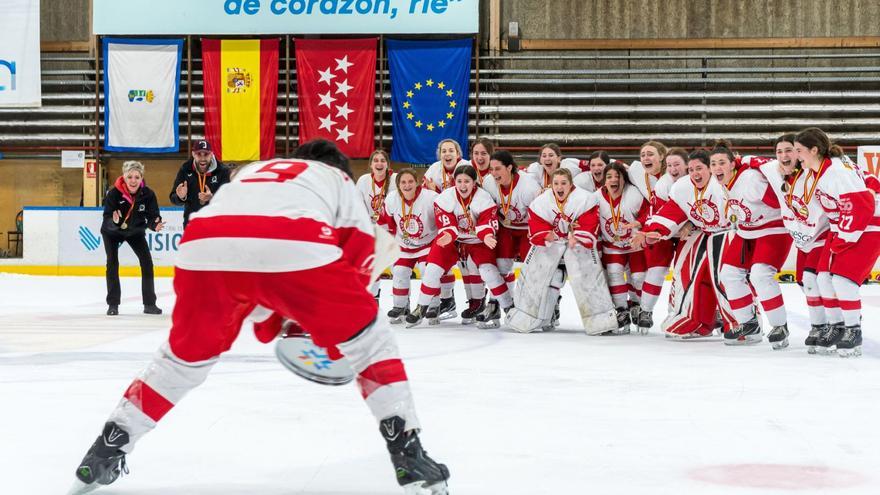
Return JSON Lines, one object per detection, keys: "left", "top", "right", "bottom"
{"left": 415, "top": 120, "right": 423, "bottom": 128}
{"left": 449, "top": 101, "right": 457, "bottom": 108}
{"left": 427, "top": 123, "right": 434, "bottom": 131}
{"left": 438, "top": 120, "right": 446, "bottom": 128}
{"left": 437, "top": 82, "right": 446, "bottom": 89}
{"left": 407, "top": 112, "right": 414, "bottom": 120}
{"left": 414, "top": 82, "right": 422, "bottom": 90}
{"left": 446, "top": 112, "right": 454, "bottom": 119}
{"left": 403, "top": 101, "right": 411, "bottom": 109}
{"left": 426, "top": 79, "right": 434, "bottom": 86}
{"left": 446, "top": 90, "right": 454, "bottom": 97}
{"left": 406, "top": 90, "right": 414, "bottom": 98}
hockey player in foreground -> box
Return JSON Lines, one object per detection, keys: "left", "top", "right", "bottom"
{"left": 68, "top": 140, "right": 450, "bottom": 495}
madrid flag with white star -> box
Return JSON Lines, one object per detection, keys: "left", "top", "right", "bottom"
{"left": 294, "top": 38, "right": 377, "bottom": 158}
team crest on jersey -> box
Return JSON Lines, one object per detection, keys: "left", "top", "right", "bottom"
{"left": 399, "top": 214, "right": 424, "bottom": 241}
{"left": 725, "top": 199, "right": 760, "bottom": 224}
{"left": 503, "top": 207, "right": 527, "bottom": 225}
{"left": 816, "top": 190, "right": 839, "bottom": 213}
{"left": 456, "top": 214, "right": 476, "bottom": 234}
{"left": 603, "top": 218, "right": 631, "bottom": 241}
{"left": 690, "top": 199, "right": 720, "bottom": 226}
{"left": 786, "top": 195, "right": 811, "bottom": 223}
{"left": 552, "top": 212, "right": 574, "bottom": 235}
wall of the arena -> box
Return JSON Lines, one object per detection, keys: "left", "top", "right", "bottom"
{"left": 491, "top": 0, "right": 880, "bottom": 40}
{"left": 41, "top": 0, "right": 90, "bottom": 42}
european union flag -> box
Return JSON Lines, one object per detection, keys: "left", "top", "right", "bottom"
{"left": 387, "top": 39, "right": 472, "bottom": 164}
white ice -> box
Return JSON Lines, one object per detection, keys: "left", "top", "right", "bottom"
{"left": 1, "top": 273, "right": 879, "bottom": 495}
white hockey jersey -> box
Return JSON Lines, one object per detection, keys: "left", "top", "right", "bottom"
{"left": 179, "top": 159, "right": 374, "bottom": 278}
{"left": 528, "top": 187, "right": 600, "bottom": 247}
{"left": 645, "top": 175, "right": 732, "bottom": 237}
{"left": 627, "top": 160, "right": 663, "bottom": 213}
{"left": 759, "top": 159, "right": 830, "bottom": 253}
{"left": 573, "top": 172, "right": 602, "bottom": 192}
{"left": 722, "top": 167, "right": 786, "bottom": 239}
{"left": 597, "top": 185, "right": 649, "bottom": 254}
{"left": 355, "top": 172, "right": 397, "bottom": 222}
{"left": 526, "top": 160, "right": 583, "bottom": 190}
{"left": 812, "top": 157, "right": 880, "bottom": 244}
{"left": 482, "top": 172, "right": 543, "bottom": 231}
{"left": 423, "top": 159, "right": 471, "bottom": 192}
{"left": 379, "top": 187, "right": 438, "bottom": 259}
{"left": 434, "top": 186, "right": 498, "bottom": 245}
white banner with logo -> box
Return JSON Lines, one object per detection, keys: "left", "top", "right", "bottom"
{"left": 58, "top": 208, "right": 184, "bottom": 266}
{"left": 856, "top": 146, "right": 880, "bottom": 178}
{"left": 0, "top": 0, "right": 41, "bottom": 107}
{"left": 94, "top": 0, "right": 478, "bottom": 35}
{"left": 104, "top": 38, "right": 183, "bottom": 152}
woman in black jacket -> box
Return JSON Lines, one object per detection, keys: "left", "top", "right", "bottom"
{"left": 101, "top": 161, "right": 165, "bottom": 316}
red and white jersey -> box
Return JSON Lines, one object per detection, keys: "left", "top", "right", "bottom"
{"left": 722, "top": 167, "right": 786, "bottom": 239}
{"left": 434, "top": 186, "right": 498, "bottom": 245}
{"left": 811, "top": 157, "right": 880, "bottom": 244}
{"left": 469, "top": 159, "right": 493, "bottom": 186}
{"left": 597, "top": 185, "right": 649, "bottom": 254}
{"left": 759, "top": 160, "right": 830, "bottom": 253}
{"left": 627, "top": 160, "right": 663, "bottom": 212}
{"left": 378, "top": 187, "right": 438, "bottom": 259}
{"left": 355, "top": 172, "right": 397, "bottom": 222}
{"left": 528, "top": 187, "right": 600, "bottom": 247}
{"left": 178, "top": 159, "right": 374, "bottom": 282}
{"left": 561, "top": 158, "right": 584, "bottom": 177}
{"left": 653, "top": 173, "right": 683, "bottom": 211}
{"left": 526, "top": 161, "right": 583, "bottom": 190}
{"left": 644, "top": 175, "right": 732, "bottom": 237}
{"left": 573, "top": 172, "right": 603, "bottom": 192}
{"left": 482, "top": 172, "right": 542, "bottom": 231}
{"left": 423, "top": 159, "right": 470, "bottom": 191}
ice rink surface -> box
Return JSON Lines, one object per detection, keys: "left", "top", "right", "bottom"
{"left": 1, "top": 273, "right": 879, "bottom": 495}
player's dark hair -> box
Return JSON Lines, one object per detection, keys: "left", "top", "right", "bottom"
{"left": 710, "top": 138, "right": 736, "bottom": 162}
{"left": 589, "top": 150, "right": 611, "bottom": 166}
{"left": 490, "top": 150, "right": 517, "bottom": 173}
{"left": 795, "top": 127, "right": 845, "bottom": 158}
{"left": 603, "top": 161, "right": 631, "bottom": 188}
{"left": 293, "top": 139, "right": 352, "bottom": 178}
{"left": 453, "top": 164, "right": 478, "bottom": 182}
{"left": 471, "top": 137, "right": 495, "bottom": 155}
{"left": 665, "top": 147, "right": 689, "bottom": 166}
{"left": 688, "top": 149, "right": 711, "bottom": 167}
{"left": 775, "top": 133, "right": 797, "bottom": 147}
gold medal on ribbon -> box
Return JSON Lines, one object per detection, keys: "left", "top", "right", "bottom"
{"left": 613, "top": 234, "right": 620, "bottom": 242}
{"left": 121, "top": 222, "right": 128, "bottom": 230}
{"left": 799, "top": 206, "right": 809, "bottom": 217}
{"left": 502, "top": 218, "right": 511, "bottom": 228}
{"left": 729, "top": 214, "right": 737, "bottom": 223}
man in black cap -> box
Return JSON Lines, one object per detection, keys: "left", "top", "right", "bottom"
{"left": 170, "top": 140, "right": 231, "bottom": 227}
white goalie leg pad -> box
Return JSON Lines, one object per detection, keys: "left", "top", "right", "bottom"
{"left": 109, "top": 342, "right": 218, "bottom": 452}
{"left": 563, "top": 244, "right": 618, "bottom": 335}
{"left": 538, "top": 266, "right": 566, "bottom": 322}
{"left": 337, "top": 318, "right": 420, "bottom": 431}
{"left": 707, "top": 231, "right": 740, "bottom": 328}
{"left": 507, "top": 242, "right": 566, "bottom": 333}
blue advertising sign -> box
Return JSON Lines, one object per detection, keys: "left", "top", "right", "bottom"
{"left": 94, "top": 0, "right": 479, "bottom": 35}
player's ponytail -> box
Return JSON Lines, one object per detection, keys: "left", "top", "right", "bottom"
{"left": 710, "top": 138, "right": 736, "bottom": 161}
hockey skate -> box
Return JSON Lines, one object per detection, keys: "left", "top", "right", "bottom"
{"left": 766, "top": 324, "right": 789, "bottom": 350}
{"left": 435, "top": 297, "right": 457, "bottom": 322}
{"left": 815, "top": 322, "right": 845, "bottom": 355}
{"left": 475, "top": 300, "right": 501, "bottom": 329}
{"left": 541, "top": 303, "right": 560, "bottom": 332}
{"left": 628, "top": 303, "right": 641, "bottom": 331}
{"left": 405, "top": 305, "right": 428, "bottom": 328}
{"left": 424, "top": 305, "right": 441, "bottom": 325}
{"left": 614, "top": 308, "right": 631, "bottom": 335}
{"left": 459, "top": 297, "right": 485, "bottom": 325}
{"left": 636, "top": 310, "right": 653, "bottom": 335}
{"left": 388, "top": 306, "right": 410, "bottom": 324}
{"left": 67, "top": 422, "right": 129, "bottom": 495}
{"left": 723, "top": 318, "right": 762, "bottom": 346}
{"left": 836, "top": 324, "right": 862, "bottom": 358}
{"left": 380, "top": 416, "right": 450, "bottom": 495}
{"left": 805, "top": 323, "right": 826, "bottom": 354}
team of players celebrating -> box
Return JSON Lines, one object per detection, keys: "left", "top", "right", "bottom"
{"left": 357, "top": 127, "right": 880, "bottom": 358}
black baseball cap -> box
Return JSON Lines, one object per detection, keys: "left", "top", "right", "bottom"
{"left": 193, "top": 140, "right": 212, "bottom": 153}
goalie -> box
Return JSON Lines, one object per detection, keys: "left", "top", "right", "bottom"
{"left": 507, "top": 168, "right": 617, "bottom": 335}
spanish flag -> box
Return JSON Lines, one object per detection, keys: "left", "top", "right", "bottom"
{"left": 202, "top": 39, "right": 278, "bottom": 161}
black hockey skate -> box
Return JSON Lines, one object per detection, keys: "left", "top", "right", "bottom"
{"left": 460, "top": 297, "right": 485, "bottom": 325}
{"left": 435, "top": 297, "right": 457, "bottom": 322}
{"left": 836, "top": 324, "right": 862, "bottom": 358}
{"left": 636, "top": 310, "right": 653, "bottom": 336}
{"left": 424, "top": 305, "right": 440, "bottom": 325}
{"left": 405, "top": 305, "right": 428, "bottom": 328}
{"left": 614, "top": 308, "right": 631, "bottom": 335}
{"left": 475, "top": 300, "right": 501, "bottom": 329}
{"left": 628, "top": 303, "right": 641, "bottom": 331}
{"left": 68, "top": 422, "right": 129, "bottom": 495}
{"left": 380, "top": 416, "right": 450, "bottom": 495}
{"left": 767, "top": 324, "right": 789, "bottom": 350}
{"left": 805, "top": 323, "right": 826, "bottom": 354}
{"left": 815, "top": 322, "right": 845, "bottom": 355}
{"left": 388, "top": 306, "right": 410, "bottom": 324}
{"left": 723, "top": 317, "right": 762, "bottom": 346}
{"left": 106, "top": 305, "right": 118, "bottom": 316}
